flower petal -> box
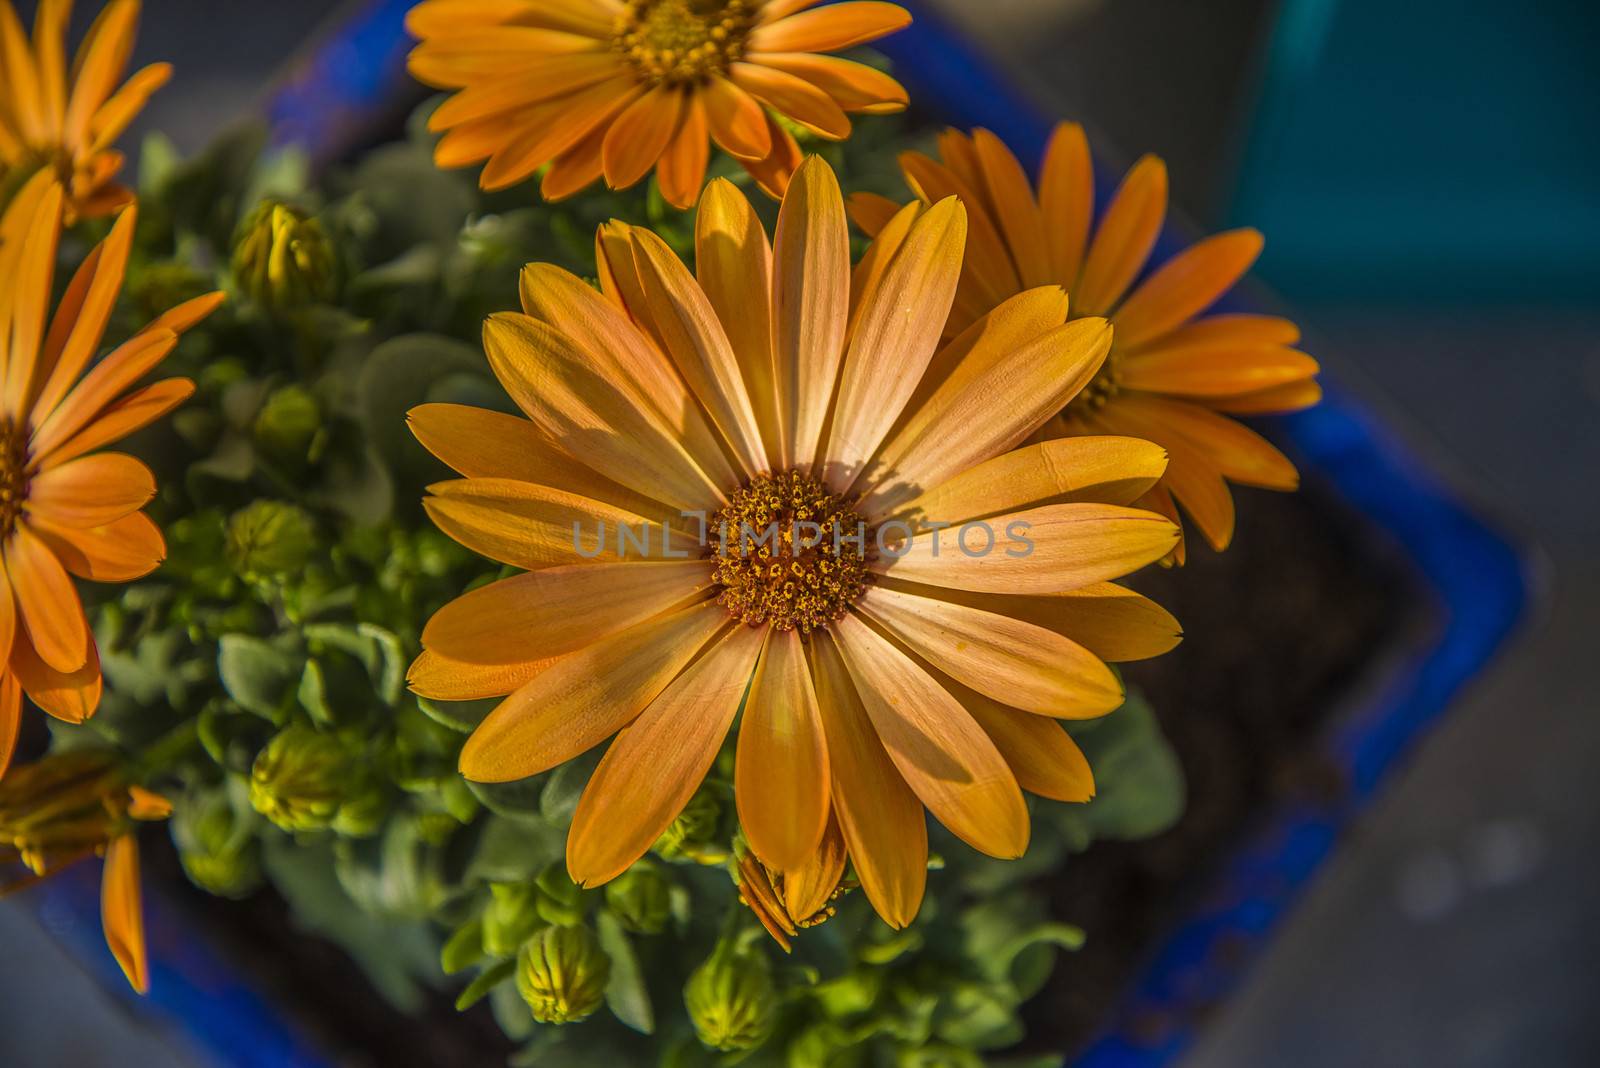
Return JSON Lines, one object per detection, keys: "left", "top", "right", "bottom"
{"left": 701, "top": 74, "right": 772, "bottom": 159}
{"left": 29, "top": 327, "right": 179, "bottom": 461}
{"left": 425, "top": 477, "right": 692, "bottom": 570}
{"left": 753, "top": 53, "right": 907, "bottom": 114}
{"left": 1074, "top": 154, "right": 1167, "bottom": 316}
{"left": 1117, "top": 344, "right": 1320, "bottom": 398}
{"left": 0, "top": 673, "right": 19, "bottom": 779}
{"left": 809, "top": 629, "right": 926, "bottom": 928}
{"left": 461, "top": 602, "right": 728, "bottom": 782}
{"left": 1111, "top": 394, "right": 1299, "bottom": 491}
{"left": 1039, "top": 121, "right": 1094, "bottom": 284}
{"left": 832, "top": 613, "right": 1029, "bottom": 859}
{"left": 407, "top": 648, "right": 554, "bottom": 702}
{"left": 26, "top": 453, "right": 154, "bottom": 528}
{"left": 972, "top": 127, "right": 1054, "bottom": 289}
{"left": 771, "top": 156, "right": 850, "bottom": 468}
{"left": 567, "top": 623, "right": 764, "bottom": 886}
{"left": 1112, "top": 229, "right": 1265, "bottom": 350}
{"left": 655, "top": 93, "right": 710, "bottom": 209}
{"left": 876, "top": 502, "right": 1179, "bottom": 594}
{"left": 862, "top": 316, "right": 1111, "bottom": 516}
{"left": 857, "top": 585, "right": 1123, "bottom": 718}
{"left": 10, "top": 631, "right": 100, "bottom": 724}
{"left": 29, "top": 511, "right": 164, "bottom": 583}
{"left": 824, "top": 197, "right": 965, "bottom": 486}
{"left": 482, "top": 312, "right": 732, "bottom": 511}
{"left": 39, "top": 378, "right": 192, "bottom": 468}
{"left": 737, "top": 628, "right": 830, "bottom": 870}
{"left": 33, "top": 207, "right": 137, "bottom": 422}
{"left": 696, "top": 179, "right": 781, "bottom": 470}
{"left": 5, "top": 525, "right": 86, "bottom": 673}
{"left": 730, "top": 62, "right": 850, "bottom": 140}
{"left": 1203, "top": 378, "right": 1323, "bottom": 415}
{"left": 748, "top": 2, "right": 912, "bottom": 53}
{"left": 421, "top": 560, "right": 712, "bottom": 666}
{"left": 886, "top": 436, "right": 1168, "bottom": 527}
{"left": 601, "top": 83, "right": 684, "bottom": 190}
{"left": 629, "top": 229, "right": 769, "bottom": 475}
{"left": 781, "top": 815, "right": 848, "bottom": 921}
{"left": 955, "top": 682, "right": 1095, "bottom": 802}
{"left": 101, "top": 834, "right": 148, "bottom": 994}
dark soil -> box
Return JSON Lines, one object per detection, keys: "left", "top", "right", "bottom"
{"left": 1023, "top": 474, "right": 1419, "bottom": 1057}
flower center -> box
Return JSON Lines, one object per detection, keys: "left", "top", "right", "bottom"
{"left": 708, "top": 471, "right": 871, "bottom": 634}
{"left": 0, "top": 418, "right": 31, "bottom": 540}
{"left": 1068, "top": 350, "right": 1123, "bottom": 414}
{"left": 614, "top": 0, "right": 753, "bottom": 85}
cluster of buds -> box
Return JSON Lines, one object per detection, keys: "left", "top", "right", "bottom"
{"left": 652, "top": 786, "right": 728, "bottom": 865}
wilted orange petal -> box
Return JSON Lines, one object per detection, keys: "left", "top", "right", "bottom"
{"left": 101, "top": 835, "right": 148, "bottom": 993}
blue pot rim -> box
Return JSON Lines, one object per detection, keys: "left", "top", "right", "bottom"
{"left": 32, "top": 3, "right": 1528, "bottom": 1066}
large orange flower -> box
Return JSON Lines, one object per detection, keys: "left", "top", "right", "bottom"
{"left": 0, "top": 173, "right": 221, "bottom": 778}
{"left": 0, "top": 0, "right": 171, "bottom": 222}
{"left": 409, "top": 157, "right": 1183, "bottom": 929}
{"left": 406, "top": 0, "right": 911, "bottom": 208}
{"left": 852, "top": 124, "right": 1322, "bottom": 563}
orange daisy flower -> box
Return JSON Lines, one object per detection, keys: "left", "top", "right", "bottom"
{"left": 406, "top": 0, "right": 912, "bottom": 209}
{"left": 851, "top": 124, "right": 1322, "bottom": 563}
{"left": 409, "top": 157, "right": 1183, "bottom": 929}
{"left": 0, "top": 172, "right": 222, "bottom": 779}
{"left": 0, "top": 0, "right": 171, "bottom": 222}
{"left": 0, "top": 748, "right": 171, "bottom": 992}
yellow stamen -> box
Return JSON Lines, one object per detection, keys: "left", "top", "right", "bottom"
{"left": 708, "top": 471, "right": 871, "bottom": 634}
{"left": 614, "top": 0, "right": 754, "bottom": 86}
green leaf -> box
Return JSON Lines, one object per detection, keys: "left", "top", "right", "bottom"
{"left": 456, "top": 958, "right": 516, "bottom": 1011}
{"left": 540, "top": 748, "right": 601, "bottom": 828}
{"left": 596, "top": 911, "right": 654, "bottom": 1035}
{"left": 217, "top": 633, "right": 303, "bottom": 723}
{"left": 464, "top": 815, "right": 566, "bottom": 884}
{"left": 417, "top": 695, "right": 496, "bottom": 733}
{"left": 1061, "top": 688, "right": 1186, "bottom": 843}
{"left": 442, "top": 916, "right": 486, "bottom": 975}
{"left": 298, "top": 658, "right": 334, "bottom": 724}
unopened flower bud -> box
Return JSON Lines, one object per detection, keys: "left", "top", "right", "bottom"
{"left": 253, "top": 385, "right": 321, "bottom": 467}
{"left": 653, "top": 788, "right": 723, "bottom": 863}
{"left": 515, "top": 924, "right": 611, "bottom": 1024}
{"left": 482, "top": 881, "right": 543, "bottom": 959}
{"left": 685, "top": 942, "right": 776, "bottom": 1052}
{"left": 171, "top": 788, "right": 261, "bottom": 898}
{"left": 227, "top": 501, "right": 318, "bottom": 579}
{"left": 232, "top": 200, "right": 336, "bottom": 310}
{"left": 248, "top": 726, "right": 349, "bottom": 832}
{"left": 604, "top": 862, "right": 672, "bottom": 935}
{"left": 331, "top": 780, "right": 387, "bottom": 839}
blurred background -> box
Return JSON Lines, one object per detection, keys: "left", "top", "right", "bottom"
{"left": 4, "top": 0, "right": 1598, "bottom": 1065}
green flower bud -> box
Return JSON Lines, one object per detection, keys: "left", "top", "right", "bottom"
{"left": 227, "top": 501, "right": 318, "bottom": 579}
{"left": 514, "top": 924, "right": 611, "bottom": 1025}
{"left": 534, "top": 864, "right": 586, "bottom": 927}
{"left": 653, "top": 788, "right": 724, "bottom": 864}
{"left": 604, "top": 862, "right": 672, "bottom": 935}
{"left": 686, "top": 943, "right": 776, "bottom": 1052}
{"left": 482, "top": 881, "right": 543, "bottom": 959}
{"left": 232, "top": 200, "right": 336, "bottom": 310}
{"left": 331, "top": 780, "right": 387, "bottom": 839}
{"left": 126, "top": 261, "right": 214, "bottom": 328}
{"left": 253, "top": 385, "right": 322, "bottom": 466}
{"left": 171, "top": 788, "right": 261, "bottom": 898}
{"left": 248, "top": 726, "right": 349, "bottom": 832}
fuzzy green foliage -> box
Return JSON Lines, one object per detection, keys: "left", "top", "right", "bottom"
{"left": 42, "top": 99, "right": 1187, "bottom": 1067}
